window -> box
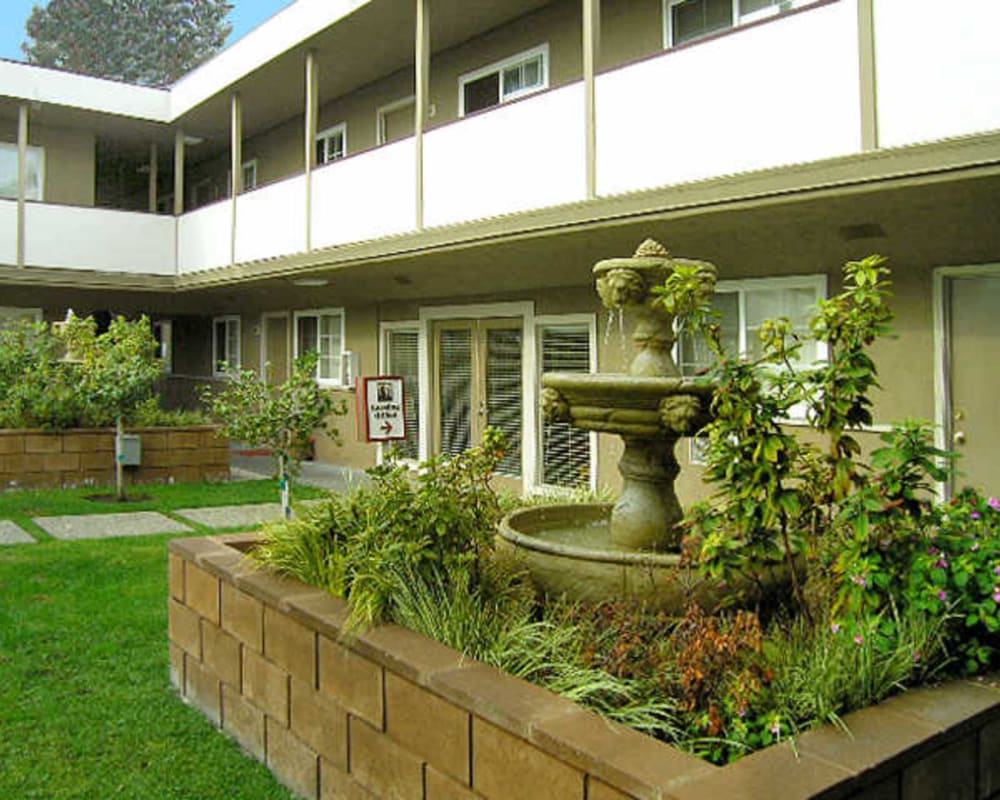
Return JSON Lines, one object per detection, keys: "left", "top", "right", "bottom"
{"left": 664, "top": 0, "right": 802, "bottom": 47}
{"left": 242, "top": 160, "right": 258, "bottom": 191}
{"left": 294, "top": 308, "right": 345, "bottom": 386}
{"left": 0, "top": 143, "right": 45, "bottom": 200}
{"left": 537, "top": 320, "right": 595, "bottom": 490}
{"left": 677, "top": 275, "right": 826, "bottom": 375}
{"left": 383, "top": 326, "right": 420, "bottom": 461}
{"left": 377, "top": 98, "right": 415, "bottom": 146}
{"left": 459, "top": 45, "right": 549, "bottom": 116}
{"left": 316, "top": 123, "right": 347, "bottom": 165}
{"left": 212, "top": 316, "right": 241, "bottom": 376}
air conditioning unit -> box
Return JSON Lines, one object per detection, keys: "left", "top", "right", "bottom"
{"left": 340, "top": 350, "right": 360, "bottom": 388}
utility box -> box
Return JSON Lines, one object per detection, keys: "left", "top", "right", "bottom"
{"left": 117, "top": 434, "right": 142, "bottom": 466}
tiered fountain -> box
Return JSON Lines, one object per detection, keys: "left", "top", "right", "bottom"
{"left": 500, "top": 239, "right": 779, "bottom": 612}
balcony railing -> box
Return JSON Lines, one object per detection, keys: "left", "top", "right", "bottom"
{"left": 8, "top": 0, "right": 1000, "bottom": 278}
{"left": 25, "top": 203, "right": 175, "bottom": 275}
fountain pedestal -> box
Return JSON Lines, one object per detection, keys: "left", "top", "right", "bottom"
{"left": 611, "top": 436, "right": 682, "bottom": 550}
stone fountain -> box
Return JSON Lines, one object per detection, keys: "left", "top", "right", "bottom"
{"left": 499, "top": 239, "right": 782, "bottom": 611}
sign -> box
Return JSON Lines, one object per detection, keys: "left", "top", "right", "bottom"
{"left": 359, "top": 376, "right": 407, "bottom": 442}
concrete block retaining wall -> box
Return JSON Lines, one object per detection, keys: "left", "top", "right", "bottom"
{"left": 169, "top": 534, "right": 1000, "bottom": 800}
{"left": 0, "top": 426, "right": 228, "bottom": 489}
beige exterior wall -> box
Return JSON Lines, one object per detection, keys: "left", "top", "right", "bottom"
{"left": 232, "top": 0, "right": 660, "bottom": 189}
{"left": 0, "top": 121, "right": 96, "bottom": 207}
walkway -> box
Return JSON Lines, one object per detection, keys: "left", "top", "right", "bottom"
{"left": 0, "top": 453, "right": 369, "bottom": 545}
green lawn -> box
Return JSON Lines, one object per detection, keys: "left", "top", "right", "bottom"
{"left": 0, "top": 534, "right": 297, "bottom": 800}
{"left": 0, "top": 480, "right": 327, "bottom": 539}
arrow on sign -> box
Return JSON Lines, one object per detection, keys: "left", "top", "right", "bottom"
{"left": 381, "top": 421, "right": 393, "bottom": 435}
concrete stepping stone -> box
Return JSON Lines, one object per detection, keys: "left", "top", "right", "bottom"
{"left": 174, "top": 503, "right": 286, "bottom": 529}
{"left": 35, "top": 511, "right": 191, "bottom": 540}
{"left": 0, "top": 520, "right": 35, "bottom": 545}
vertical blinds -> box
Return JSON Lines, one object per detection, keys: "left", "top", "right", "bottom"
{"left": 386, "top": 329, "right": 420, "bottom": 460}
{"left": 486, "top": 328, "right": 523, "bottom": 477}
{"left": 540, "top": 325, "right": 592, "bottom": 488}
{"left": 438, "top": 328, "right": 472, "bottom": 459}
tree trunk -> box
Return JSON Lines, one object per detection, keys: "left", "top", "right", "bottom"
{"left": 278, "top": 453, "right": 291, "bottom": 519}
{"left": 115, "top": 416, "right": 127, "bottom": 502}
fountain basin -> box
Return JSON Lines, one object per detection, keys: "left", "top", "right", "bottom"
{"left": 498, "top": 504, "right": 792, "bottom": 614}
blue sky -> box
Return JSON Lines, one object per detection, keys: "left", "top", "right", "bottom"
{"left": 0, "top": 0, "right": 294, "bottom": 64}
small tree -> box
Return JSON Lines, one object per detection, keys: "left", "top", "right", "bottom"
{"left": 201, "top": 353, "right": 348, "bottom": 517}
{"left": 56, "top": 314, "right": 164, "bottom": 500}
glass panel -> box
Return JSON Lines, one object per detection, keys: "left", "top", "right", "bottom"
{"left": 386, "top": 329, "right": 420, "bottom": 461}
{"left": 297, "top": 316, "right": 318, "bottom": 367}
{"left": 678, "top": 292, "right": 739, "bottom": 375}
{"left": 672, "top": 0, "right": 734, "bottom": 45}
{"left": 486, "top": 328, "right": 523, "bottom": 477}
{"left": 745, "top": 287, "right": 818, "bottom": 364}
{"left": 226, "top": 320, "right": 240, "bottom": 369}
{"left": 740, "top": 0, "right": 779, "bottom": 15}
{"left": 0, "top": 145, "right": 43, "bottom": 200}
{"left": 463, "top": 73, "right": 500, "bottom": 114}
{"left": 317, "top": 313, "right": 342, "bottom": 381}
{"left": 438, "top": 328, "right": 473, "bottom": 459}
{"left": 214, "top": 321, "right": 228, "bottom": 371}
{"left": 540, "top": 325, "right": 592, "bottom": 488}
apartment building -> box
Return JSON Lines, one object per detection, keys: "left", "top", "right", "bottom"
{"left": 0, "top": 0, "right": 998, "bottom": 499}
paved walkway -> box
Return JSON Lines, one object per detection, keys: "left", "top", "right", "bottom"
{"left": 0, "top": 458, "right": 362, "bottom": 545}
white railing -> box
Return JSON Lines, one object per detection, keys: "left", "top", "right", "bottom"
{"left": 0, "top": 199, "right": 16, "bottom": 265}
{"left": 235, "top": 174, "right": 307, "bottom": 264}
{"left": 874, "top": 0, "right": 1000, "bottom": 148}
{"left": 177, "top": 200, "right": 230, "bottom": 275}
{"left": 24, "top": 203, "right": 176, "bottom": 275}
{"left": 423, "top": 83, "right": 587, "bottom": 227}
{"left": 311, "top": 138, "right": 418, "bottom": 249}
{"left": 596, "top": 0, "right": 862, "bottom": 196}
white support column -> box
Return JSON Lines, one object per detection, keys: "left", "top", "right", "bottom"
{"left": 415, "top": 0, "right": 430, "bottom": 229}
{"left": 16, "top": 103, "right": 28, "bottom": 268}
{"left": 173, "top": 129, "right": 185, "bottom": 216}
{"left": 230, "top": 92, "right": 243, "bottom": 266}
{"left": 583, "top": 0, "right": 600, "bottom": 199}
{"left": 304, "top": 50, "right": 318, "bottom": 251}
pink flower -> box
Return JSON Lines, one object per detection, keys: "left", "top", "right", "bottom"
{"left": 852, "top": 575, "right": 868, "bottom": 588}
{"left": 913, "top": 651, "right": 921, "bottom": 663}
{"left": 830, "top": 622, "right": 841, "bottom": 634}
{"left": 935, "top": 558, "right": 949, "bottom": 569}
{"left": 938, "top": 590, "right": 948, "bottom": 602}
{"left": 994, "top": 565, "right": 1000, "bottom": 576}
{"left": 993, "top": 588, "right": 1000, "bottom": 603}
{"left": 854, "top": 634, "right": 864, "bottom": 645}
{"left": 770, "top": 718, "right": 781, "bottom": 736}
{"left": 989, "top": 497, "right": 1000, "bottom": 511}
{"left": 972, "top": 511, "right": 982, "bottom": 520}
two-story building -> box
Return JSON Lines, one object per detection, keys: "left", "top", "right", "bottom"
{"left": 1, "top": 0, "right": 998, "bottom": 498}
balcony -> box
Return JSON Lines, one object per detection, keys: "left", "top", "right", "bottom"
{"left": 7, "top": 0, "right": 999, "bottom": 279}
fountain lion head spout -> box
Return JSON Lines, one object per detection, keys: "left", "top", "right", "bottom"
{"left": 498, "top": 240, "right": 756, "bottom": 612}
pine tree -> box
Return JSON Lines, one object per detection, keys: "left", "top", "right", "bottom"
{"left": 22, "top": 0, "right": 233, "bottom": 87}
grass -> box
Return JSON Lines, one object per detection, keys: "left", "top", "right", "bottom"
{"left": 0, "top": 533, "right": 296, "bottom": 800}
{"left": 0, "top": 479, "right": 327, "bottom": 540}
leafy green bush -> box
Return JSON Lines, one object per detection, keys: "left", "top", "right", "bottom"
{"left": 128, "top": 397, "right": 211, "bottom": 427}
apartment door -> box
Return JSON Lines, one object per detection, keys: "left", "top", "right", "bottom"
{"left": 261, "top": 313, "right": 290, "bottom": 384}
{"left": 947, "top": 274, "right": 1000, "bottom": 495}
{"left": 432, "top": 318, "right": 523, "bottom": 478}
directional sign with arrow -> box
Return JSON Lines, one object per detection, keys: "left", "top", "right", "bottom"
{"left": 360, "top": 376, "right": 407, "bottom": 443}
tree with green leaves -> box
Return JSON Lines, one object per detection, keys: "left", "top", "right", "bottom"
{"left": 22, "top": 0, "right": 233, "bottom": 87}
{"left": 201, "top": 353, "right": 349, "bottom": 518}
{"left": 57, "top": 313, "right": 164, "bottom": 501}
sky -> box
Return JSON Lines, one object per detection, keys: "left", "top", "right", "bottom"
{"left": 0, "top": 0, "right": 295, "bottom": 65}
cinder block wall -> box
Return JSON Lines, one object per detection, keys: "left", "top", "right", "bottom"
{"left": 0, "top": 426, "right": 228, "bottom": 489}
{"left": 169, "top": 535, "right": 1000, "bottom": 800}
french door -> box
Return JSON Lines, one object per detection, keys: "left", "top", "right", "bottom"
{"left": 432, "top": 318, "right": 523, "bottom": 477}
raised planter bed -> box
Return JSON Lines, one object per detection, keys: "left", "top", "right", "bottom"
{"left": 0, "top": 426, "right": 229, "bottom": 489}
{"left": 168, "top": 534, "right": 1000, "bottom": 800}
